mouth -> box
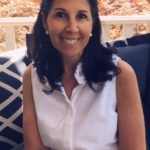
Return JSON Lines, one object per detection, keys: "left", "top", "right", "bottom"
{"left": 61, "top": 37, "right": 80, "bottom": 45}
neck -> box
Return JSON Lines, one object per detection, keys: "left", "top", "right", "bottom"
{"left": 63, "top": 56, "right": 80, "bottom": 75}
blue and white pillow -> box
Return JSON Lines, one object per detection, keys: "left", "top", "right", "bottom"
{"left": 0, "top": 48, "right": 27, "bottom": 150}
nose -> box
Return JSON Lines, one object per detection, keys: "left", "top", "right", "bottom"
{"left": 65, "top": 19, "right": 79, "bottom": 33}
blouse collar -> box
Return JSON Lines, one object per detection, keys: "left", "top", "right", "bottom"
{"left": 42, "top": 62, "right": 86, "bottom": 92}
{"left": 74, "top": 62, "right": 86, "bottom": 85}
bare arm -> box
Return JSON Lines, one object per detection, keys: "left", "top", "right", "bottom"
{"left": 116, "top": 60, "right": 146, "bottom": 150}
{"left": 23, "top": 65, "right": 50, "bottom": 150}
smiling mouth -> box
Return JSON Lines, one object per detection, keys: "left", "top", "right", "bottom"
{"left": 61, "top": 38, "right": 80, "bottom": 45}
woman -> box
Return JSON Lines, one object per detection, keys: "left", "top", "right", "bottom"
{"left": 23, "top": 0, "right": 146, "bottom": 149}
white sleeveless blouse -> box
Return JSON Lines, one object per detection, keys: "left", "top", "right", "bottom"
{"left": 31, "top": 55, "right": 120, "bottom": 150}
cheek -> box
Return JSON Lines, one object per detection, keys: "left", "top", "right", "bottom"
{"left": 83, "top": 23, "right": 93, "bottom": 36}
{"left": 83, "top": 26, "right": 92, "bottom": 41}
{"left": 47, "top": 21, "right": 61, "bottom": 36}
{"left": 47, "top": 24, "right": 60, "bottom": 44}
{"left": 48, "top": 31, "right": 59, "bottom": 48}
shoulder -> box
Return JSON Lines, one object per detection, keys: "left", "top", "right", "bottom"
{"left": 116, "top": 59, "right": 140, "bottom": 106}
{"left": 116, "top": 59, "right": 142, "bottom": 112}
{"left": 23, "top": 64, "right": 32, "bottom": 84}
{"left": 23, "top": 64, "right": 32, "bottom": 78}
{"left": 117, "top": 59, "right": 136, "bottom": 84}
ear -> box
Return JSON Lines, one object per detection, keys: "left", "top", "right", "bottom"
{"left": 41, "top": 12, "right": 48, "bottom": 31}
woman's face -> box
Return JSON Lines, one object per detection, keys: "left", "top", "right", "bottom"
{"left": 46, "top": 0, "right": 93, "bottom": 61}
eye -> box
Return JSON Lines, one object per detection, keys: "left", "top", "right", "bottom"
{"left": 55, "top": 11, "right": 67, "bottom": 19}
{"left": 77, "top": 13, "right": 88, "bottom": 20}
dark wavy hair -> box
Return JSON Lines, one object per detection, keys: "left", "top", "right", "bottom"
{"left": 29, "top": 0, "right": 120, "bottom": 92}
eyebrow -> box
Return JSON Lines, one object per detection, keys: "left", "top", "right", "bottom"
{"left": 54, "top": 8, "right": 66, "bottom": 11}
{"left": 54, "top": 8, "right": 89, "bottom": 13}
{"left": 78, "top": 10, "right": 89, "bottom": 13}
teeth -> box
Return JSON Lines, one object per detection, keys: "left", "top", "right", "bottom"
{"left": 63, "top": 39, "right": 78, "bottom": 44}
